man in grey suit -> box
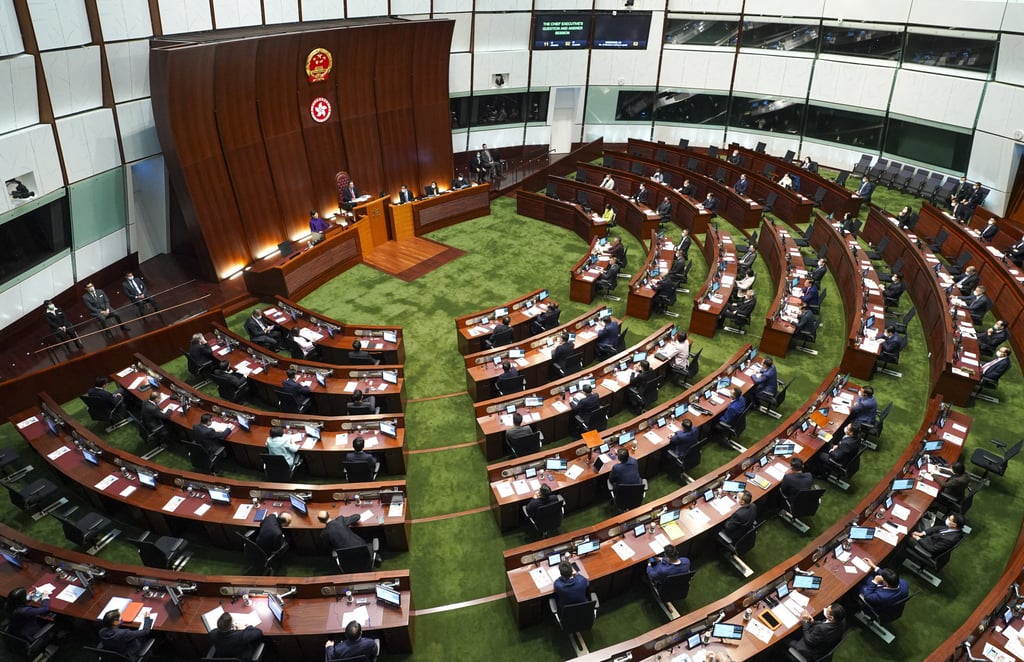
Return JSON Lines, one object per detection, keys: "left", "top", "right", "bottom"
{"left": 83, "top": 282, "right": 127, "bottom": 337}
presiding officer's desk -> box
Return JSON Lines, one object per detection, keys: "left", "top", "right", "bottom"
{"left": 626, "top": 231, "right": 679, "bottom": 321}
{"left": 916, "top": 201, "right": 1024, "bottom": 364}
{"left": 474, "top": 324, "right": 678, "bottom": 461}
{"left": 759, "top": 220, "right": 809, "bottom": 357}
{"left": 569, "top": 397, "right": 969, "bottom": 661}
{"left": 387, "top": 181, "right": 490, "bottom": 237}
{"left": 728, "top": 142, "right": 863, "bottom": 219}
{"left": 243, "top": 221, "right": 363, "bottom": 300}
{"left": 260, "top": 298, "right": 405, "bottom": 365}
{"left": 455, "top": 288, "right": 557, "bottom": 355}
{"left": 548, "top": 175, "right": 660, "bottom": 245}
{"left": 112, "top": 356, "right": 407, "bottom": 475}
{"left": 15, "top": 402, "right": 410, "bottom": 552}
{"left": 487, "top": 345, "right": 753, "bottom": 531}
{"left": 464, "top": 306, "right": 616, "bottom": 402}
{"left": 808, "top": 216, "right": 885, "bottom": 380}
{"left": 516, "top": 190, "right": 610, "bottom": 244}
{"left": 862, "top": 208, "right": 981, "bottom": 405}
{"left": 689, "top": 223, "right": 738, "bottom": 338}
{"left": 505, "top": 370, "right": 869, "bottom": 628}
{"left": 569, "top": 237, "right": 617, "bottom": 304}
{"left": 0, "top": 522, "right": 413, "bottom": 657}
{"left": 606, "top": 146, "right": 763, "bottom": 230}
{"left": 207, "top": 325, "right": 406, "bottom": 415}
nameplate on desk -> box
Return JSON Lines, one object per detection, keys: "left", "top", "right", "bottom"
{"left": 16, "top": 416, "right": 39, "bottom": 429}
{"left": 48, "top": 445, "right": 71, "bottom": 460}
{"left": 942, "top": 432, "right": 965, "bottom": 446}
{"left": 119, "top": 485, "right": 136, "bottom": 498}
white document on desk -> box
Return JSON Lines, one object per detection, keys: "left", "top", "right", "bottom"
{"left": 195, "top": 503, "right": 211, "bottom": 516}
{"left": 711, "top": 496, "right": 735, "bottom": 515}
{"left": 765, "top": 464, "right": 788, "bottom": 481}
{"left": 875, "top": 527, "right": 899, "bottom": 546}
{"left": 551, "top": 401, "right": 569, "bottom": 413}
{"left": 359, "top": 509, "right": 374, "bottom": 522}
{"left": 232, "top": 504, "right": 253, "bottom": 520}
{"left": 891, "top": 503, "right": 911, "bottom": 521}
{"left": 512, "top": 479, "right": 531, "bottom": 496}
{"left": 611, "top": 540, "right": 635, "bottom": 561}
{"left": 530, "top": 567, "right": 552, "bottom": 590}
{"left": 686, "top": 508, "right": 710, "bottom": 525}
{"left": 777, "top": 599, "right": 802, "bottom": 627}
{"left": 644, "top": 430, "right": 663, "bottom": 445}
{"left": 565, "top": 464, "right": 584, "bottom": 480}
{"left": 915, "top": 481, "right": 939, "bottom": 497}
{"left": 495, "top": 481, "right": 514, "bottom": 498}
{"left": 162, "top": 496, "right": 185, "bottom": 512}
{"left": 344, "top": 381, "right": 358, "bottom": 393}
{"left": 601, "top": 378, "right": 622, "bottom": 392}
{"left": 851, "top": 556, "right": 871, "bottom": 573}
{"left": 747, "top": 618, "right": 774, "bottom": 644}
{"left": 55, "top": 584, "right": 86, "bottom": 603}
{"left": 47, "top": 446, "right": 71, "bottom": 460}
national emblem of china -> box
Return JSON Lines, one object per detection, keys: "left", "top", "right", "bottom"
{"left": 306, "top": 47, "right": 333, "bottom": 83}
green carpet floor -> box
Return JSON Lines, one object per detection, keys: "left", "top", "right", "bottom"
{"left": 0, "top": 170, "right": 1022, "bottom": 661}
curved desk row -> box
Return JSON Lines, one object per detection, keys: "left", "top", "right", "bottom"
{"left": 548, "top": 176, "right": 660, "bottom": 245}
{"left": 690, "top": 224, "right": 738, "bottom": 338}
{"left": 454, "top": 287, "right": 556, "bottom": 355}
{"left": 570, "top": 237, "right": 617, "bottom": 305}
{"left": 242, "top": 221, "right": 364, "bottom": 300}
{"left": 516, "top": 190, "right": 611, "bottom": 244}
{"left": 474, "top": 324, "right": 679, "bottom": 461}
{"left": 0, "top": 522, "right": 413, "bottom": 657}
{"left": 112, "top": 356, "right": 407, "bottom": 475}
{"left": 464, "top": 306, "right": 615, "bottom": 402}
{"left": 759, "top": 220, "right": 808, "bottom": 357}
{"left": 262, "top": 298, "right": 405, "bottom": 365}
{"left": 626, "top": 231, "right": 679, "bottom": 321}
{"left": 570, "top": 396, "right": 969, "bottom": 660}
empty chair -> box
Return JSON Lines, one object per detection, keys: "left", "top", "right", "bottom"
{"left": 333, "top": 539, "right": 382, "bottom": 573}
{"left": 549, "top": 593, "right": 600, "bottom": 657}
{"left": 876, "top": 255, "right": 904, "bottom": 283}
{"left": 861, "top": 401, "right": 893, "bottom": 445}
{"left": 274, "top": 389, "right": 311, "bottom": 415}
{"left": 793, "top": 318, "right": 822, "bottom": 355}
{"left": 792, "top": 220, "right": 814, "bottom": 248}
{"left": 3, "top": 477, "right": 62, "bottom": 519}
{"left": 610, "top": 479, "right": 648, "bottom": 511}
{"left": 904, "top": 169, "right": 927, "bottom": 195}
{"left": 260, "top": 453, "right": 295, "bottom": 482}
{"left": 970, "top": 438, "right": 1023, "bottom": 482}
{"left": 202, "top": 641, "right": 266, "bottom": 662}
{"left": 812, "top": 187, "right": 827, "bottom": 207}
{"left": 867, "top": 157, "right": 889, "bottom": 181}
{"left": 933, "top": 176, "right": 959, "bottom": 205}
{"left": 80, "top": 394, "right": 130, "bottom": 432}
{"left": 666, "top": 444, "right": 702, "bottom": 483}
{"left": 944, "top": 250, "right": 972, "bottom": 276}
{"left": 552, "top": 352, "right": 584, "bottom": 379}
{"left": 891, "top": 307, "right": 916, "bottom": 335}
{"left": 892, "top": 164, "right": 914, "bottom": 190}
{"left": 573, "top": 405, "right": 609, "bottom": 435}
{"left": 851, "top": 154, "right": 872, "bottom": 177}
{"left": 779, "top": 487, "right": 826, "bottom": 533}
{"left": 864, "top": 235, "right": 889, "bottom": 262}
{"left": 803, "top": 243, "right": 827, "bottom": 269}
{"left": 856, "top": 591, "right": 913, "bottom": 644}
{"left": 182, "top": 439, "right": 225, "bottom": 474}
{"left": 343, "top": 459, "right": 380, "bottom": 482}
{"left": 760, "top": 191, "right": 778, "bottom": 215}
{"left": 649, "top": 569, "right": 697, "bottom": 620}
{"left": 238, "top": 530, "right": 288, "bottom": 575}
{"left": 835, "top": 170, "right": 849, "bottom": 187}
{"left": 211, "top": 371, "right": 248, "bottom": 404}
{"left": 494, "top": 374, "right": 526, "bottom": 396}
{"left": 921, "top": 173, "right": 944, "bottom": 201}
{"left": 762, "top": 163, "right": 776, "bottom": 178}
{"left": 507, "top": 430, "right": 542, "bottom": 457}
{"left": 927, "top": 228, "right": 948, "bottom": 253}
{"left": 626, "top": 377, "right": 661, "bottom": 414}
{"left": 756, "top": 376, "right": 793, "bottom": 419}
{"left": 880, "top": 162, "right": 901, "bottom": 187}
{"left": 521, "top": 493, "right": 565, "bottom": 538}
{"left": 53, "top": 506, "right": 118, "bottom": 553}
{"left": 83, "top": 640, "right": 156, "bottom": 662}
{"left": 783, "top": 149, "right": 795, "bottom": 162}
{"left": 130, "top": 531, "right": 191, "bottom": 570}
{"left": 718, "top": 519, "right": 763, "bottom": 578}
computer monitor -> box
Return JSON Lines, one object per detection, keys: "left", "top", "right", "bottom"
{"left": 383, "top": 370, "right": 398, "bottom": 384}
{"left": 884, "top": 495, "right": 894, "bottom": 510}
{"left": 0, "top": 549, "right": 23, "bottom": 569}
{"left": 632, "top": 351, "right": 647, "bottom": 363}
{"left": 703, "top": 389, "right": 713, "bottom": 400}
{"left": 505, "top": 404, "right": 516, "bottom": 414}
{"left": 891, "top": 478, "right": 914, "bottom": 491}
{"left": 759, "top": 455, "right": 770, "bottom": 467}
{"left": 575, "top": 539, "right": 600, "bottom": 556}
{"left": 382, "top": 330, "right": 398, "bottom": 344}
{"left": 546, "top": 458, "right": 568, "bottom": 472}
{"left": 82, "top": 448, "right": 100, "bottom": 465}
{"left": 673, "top": 403, "right": 688, "bottom": 418}
{"left": 266, "top": 594, "right": 284, "bottom": 623}
{"left": 208, "top": 488, "right": 231, "bottom": 504}
{"left": 712, "top": 623, "right": 744, "bottom": 640}
{"left": 379, "top": 422, "right": 397, "bottom": 438}
{"left": 495, "top": 307, "right": 509, "bottom": 317}
{"left": 776, "top": 582, "right": 790, "bottom": 599}
{"left": 304, "top": 425, "right": 321, "bottom": 440}
{"left": 547, "top": 553, "right": 561, "bottom": 567}
{"left": 315, "top": 372, "right": 327, "bottom": 388}
{"left": 617, "top": 431, "right": 634, "bottom": 446}
{"left": 659, "top": 510, "right": 680, "bottom": 525}
{"left": 290, "top": 494, "right": 308, "bottom": 515}
{"left": 567, "top": 333, "right": 576, "bottom": 344}
{"left": 147, "top": 376, "right": 160, "bottom": 390}
{"left": 633, "top": 523, "right": 646, "bottom": 537}
{"left": 598, "top": 307, "right": 611, "bottom": 319}
{"left": 138, "top": 472, "right": 157, "bottom": 488}
{"left": 686, "top": 633, "right": 703, "bottom": 650}
{"left": 45, "top": 417, "right": 59, "bottom": 436}
{"left": 508, "top": 348, "right": 525, "bottom": 359}
{"left": 538, "top": 290, "right": 549, "bottom": 301}
{"left": 923, "top": 439, "right": 943, "bottom": 452}
{"left": 703, "top": 489, "right": 716, "bottom": 502}
{"left": 864, "top": 315, "right": 875, "bottom": 329}
{"left": 524, "top": 467, "right": 537, "bottom": 479}
{"left": 524, "top": 396, "right": 544, "bottom": 408}
{"left": 722, "top": 480, "right": 746, "bottom": 492}
{"left": 850, "top": 526, "right": 875, "bottom": 541}
{"left": 792, "top": 574, "right": 822, "bottom": 590}
{"left": 375, "top": 584, "right": 402, "bottom": 608}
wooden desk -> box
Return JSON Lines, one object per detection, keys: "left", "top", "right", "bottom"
{"left": 808, "top": 218, "right": 885, "bottom": 379}
{"left": 464, "top": 307, "right": 615, "bottom": 402}
{"left": 243, "top": 223, "right": 362, "bottom": 299}
{"left": 15, "top": 406, "right": 410, "bottom": 552}
{"left": 574, "top": 163, "right": 687, "bottom": 240}
{"left": 515, "top": 191, "right": 609, "bottom": 243}
{"left": 626, "top": 231, "right": 678, "bottom": 321}
{"left": 0, "top": 522, "right": 413, "bottom": 656}
{"left": 487, "top": 345, "right": 753, "bottom": 532}
{"left": 387, "top": 183, "right": 490, "bottom": 237}
{"left": 759, "top": 220, "right": 809, "bottom": 357}
{"left": 474, "top": 324, "right": 679, "bottom": 461}
{"left": 454, "top": 288, "right": 557, "bottom": 356}
{"left": 690, "top": 224, "right": 738, "bottom": 338}
{"left": 569, "top": 397, "right": 969, "bottom": 660}
{"left": 862, "top": 208, "right": 981, "bottom": 405}
{"left": 549, "top": 176, "right": 660, "bottom": 245}
{"left": 569, "top": 237, "right": 613, "bottom": 305}
{"left": 728, "top": 143, "right": 862, "bottom": 219}
{"left": 111, "top": 357, "right": 407, "bottom": 475}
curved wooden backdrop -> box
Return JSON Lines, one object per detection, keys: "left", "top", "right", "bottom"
{"left": 150, "top": 19, "right": 456, "bottom": 281}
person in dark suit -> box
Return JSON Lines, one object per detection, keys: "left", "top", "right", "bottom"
{"left": 979, "top": 218, "right": 998, "bottom": 242}
{"left": 632, "top": 183, "right": 649, "bottom": 205}
{"left": 348, "top": 339, "right": 375, "bottom": 364}
{"left": 596, "top": 317, "right": 620, "bottom": 350}
{"left": 603, "top": 236, "right": 626, "bottom": 264}
{"left": 727, "top": 149, "right": 742, "bottom": 165}
{"left": 959, "top": 285, "right": 993, "bottom": 324}
{"left": 255, "top": 512, "right": 291, "bottom": 552}
{"left": 551, "top": 332, "right": 574, "bottom": 374}
{"left": 531, "top": 301, "right": 560, "bottom": 334}
{"left": 495, "top": 360, "right": 520, "bottom": 392}
{"left": 810, "top": 423, "right": 861, "bottom": 476}
{"left": 856, "top": 176, "right": 874, "bottom": 203}
{"left": 720, "top": 490, "right": 756, "bottom": 543}
{"left": 656, "top": 197, "right": 672, "bottom": 224}
{"left": 98, "top": 609, "right": 154, "bottom": 658}
{"left": 981, "top": 347, "right": 1012, "bottom": 382}
{"left": 733, "top": 174, "right": 749, "bottom": 196}
{"left": 779, "top": 457, "right": 813, "bottom": 506}
{"left": 668, "top": 419, "right": 698, "bottom": 459}
{"left": 88, "top": 376, "right": 125, "bottom": 410}
{"left": 489, "top": 316, "right": 513, "bottom": 347}
{"left": 319, "top": 511, "right": 372, "bottom": 555}
{"left": 209, "top": 611, "right": 264, "bottom": 661}
{"left": 1005, "top": 237, "right": 1024, "bottom": 267}
{"left": 794, "top": 302, "right": 816, "bottom": 337}
{"left": 968, "top": 181, "right": 986, "bottom": 208}
{"left": 800, "top": 280, "right": 820, "bottom": 307}
{"left": 646, "top": 544, "right": 690, "bottom": 585}
{"left": 884, "top": 273, "right": 905, "bottom": 305}
{"left": 140, "top": 391, "right": 171, "bottom": 432}
{"left": 5, "top": 587, "right": 52, "bottom": 642}
{"left": 525, "top": 483, "right": 556, "bottom": 521}
{"left": 879, "top": 326, "right": 902, "bottom": 360}
{"left": 953, "top": 266, "right": 979, "bottom": 296}
{"left": 845, "top": 385, "right": 875, "bottom": 427}
{"left": 188, "top": 333, "right": 221, "bottom": 371}
{"left": 348, "top": 389, "right": 377, "bottom": 414}
{"left": 676, "top": 179, "right": 696, "bottom": 198}
{"left": 750, "top": 357, "right": 778, "bottom": 401}
{"left": 282, "top": 369, "right": 312, "bottom": 409}
{"left": 193, "top": 413, "right": 229, "bottom": 456}
{"left": 244, "top": 310, "right": 282, "bottom": 351}
{"left": 507, "top": 411, "right": 543, "bottom": 446}
{"left": 346, "top": 436, "right": 380, "bottom": 474}
{"left": 553, "top": 560, "right": 590, "bottom": 609}
{"left": 895, "top": 206, "right": 914, "bottom": 229}
{"left": 809, "top": 258, "right": 827, "bottom": 284}
{"left": 594, "top": 258, "right": 621, "bottom": 298}
{"left": 978, "top": 320, "right": 1008, "bottom": 355}
{"left": 397, "top": 185, "right": 414, "bottom": 204}
{"left": 652, "top": 276, "right": 675, "bottom": 310}
{"left": 720, "top": 290, "right": 756, "bottom": 325}
{"left": 935, "top": 462, "right": 970, "bottom": 502}
{"left": 791, "top": 604, "right": 846, "bottom": 660}
{"left": 342, "top": 181, "right": 361, "bottom": 208}
{"left": 325, "top": 621, "right": 378, "bottom": 661}
{"left": 424, "top": 181, "right": 439, "bottom": 196}
{"left": 677, "top": 229, "right": 692, "bottom": 258}
{"left": 951, "top": 176, "right": 971, "bottom": 204}
{"left": 608, "top": 447, "right": 641, "bottom": 489}
{"left": 451, "top": 173, "right": 470, "bottom": 189}
{"left": 83, "top": 282, "right": 127, "bottom": 336}
{"left": 470, "top": 152, "right": 488, "bottom": 183}
{"left": 858, "top": 566, "right": 909, "bottom": 612}
{"left": 717, "top": 388, "right": 746, "bottom": 430}
{"left": 909, "top": 513, "right": 965, "bottom": 556}
{"left": 122, "top": 271, "right": 158, "bottom": 316}
{"left": 699, "top": 192, "right": 718, "bottom": 215}
{"left": 570, "top": 383, "right": 600, "bottom": 417}
{"left": 43, "top": 299, "right": 83, "bottom": 349}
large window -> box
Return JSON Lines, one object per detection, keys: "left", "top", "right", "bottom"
{"left": 805, "top": 105, "right": 883, "bottom": 149}
{"left": 821, "top": 26, "right": 902, "bottom": 60}
{"left": 739, "top": 21, "right": 819, "bottom": 52}
{"left": 652, "top": 91, "right": 730, "bottom": 126}
{"left": 615, "top": 91, "right": 655, "bottom": 121}
{"left": 0, "top": 195, "right": 71, "bottom": 288}
{"left": 728, "top": 96, "right": 805, "bottom": 134}
{"left": 450, "top": 92, "right": 550, "bottom": 129}
{"left": 664, "top": 19, "right": 737, "bottom": 47}
{"left": 904, "top": 32, "right": 996, "bottom": 74}
{"left": 884, "top": 119, "right": 973, "bottom": 171}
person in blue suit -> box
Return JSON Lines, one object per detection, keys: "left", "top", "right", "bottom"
{"left": 646, "top": 544, "right": 690, "bottom": 585}
{"left": 325, "top": 621, "right": 378, "bottom": 661}
{"left": 718, "top": 388, "right": 746, "bottom": 429}
{"left": 800, "top": 280, "right": 820, "bottom": 307}
{"left": 668, "top": 419, "right": 699, "bottom": 458}
{"left": 596, "top": 318, "right": 619, "bottom": 347}
{"left": 858, "top": 566, "right": 909, "bottom": 613}
{"left": 849, "top": 386, "right": 877, "bottom": 427}
{"left": 751, "top": 357, "right": 778, "bottom": 401}
{"left": 553, "top": 560, "right": 590, "bottom": 609}
{"left": 608, "top": 447, "right": 641, "bottom": 489}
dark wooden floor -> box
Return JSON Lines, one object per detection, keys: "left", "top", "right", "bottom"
{"left": 363, "top": 237, "right": 466, "bottom": 282}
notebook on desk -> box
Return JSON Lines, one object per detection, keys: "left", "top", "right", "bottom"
{"left": 201, "top": 605, "right": 225, "bottom": 633}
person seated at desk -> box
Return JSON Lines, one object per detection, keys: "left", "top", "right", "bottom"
{"left": 800, "top": 279, "right": 820, "bottom": 307}
{"left": 424, "top": 181, "right": 440, "bottom": 197}
{"left": 629, "top": 359, "right": 655, "bottom": 388}
{"left": 122, "top": 271, "right": 158, "bottom": 316}
{"left": 717, "top": 388, "right": 746, "bottom": 431}
{"left": 735, "top": 270, "right": 756, "bottom": 297}
{"left": 140, "top": 391, "right": 171, "bottom": 432}
{"left": 952, "top": 266, "right": 979, "bottom": 296}
{"left": 595, "top": 316, "right": 620, "bottom": 355}
{"left": 601, "top": 203, "right": 616, "bottom": 225}
{"left": 490, "top": 316, "right": 513, "bottom": 346}
{"left": 809, "top": 258, "right": 827, "bottom": 285}
{"left": 282, "top": 369, "right": 312, "bottom": 409}
{"left": 935, "top": 461, "right": 970, "bottom": 502}
{"left": 676, "top": 179, "right": 696, "bottom": 198}
{"left": 727, "top": 149, "right": 743, "bottom": 165}
{"left": 856, "top": 176, "right": 874, "bottom": 203}
{"left": 652, "top": 276, "right": 675, "bottom": 308}
{"left": 288, "top": 327, "right": 319, "bottom": 359}
{"left": 733, "top": 173, "right": 749, "bottom": 196}
{"left": 978, "top": 320, "right": 1008, "bottom": 355}
{"left": 244, "top": 310, "right": 283, "bottom": 351}
{"left": 209, "top": 611, "right": 263, "bottom": 662}
{"left": 656, "top": 196, "right": 672, "bottom": 224}
{"left": 1005, "top": 236, "right": 1024, "bottom": 267}
{"left": 507, "top": 411, "right": 543, "bottom": 446}
{"left": 319, "top": 510, "right": 374, "bottom": 557}
{"left": 646, "top": 544, "right": 690, "bottom": 585}
{"left": 348, "top": 339, "right": 376, "bottom": 364}
{"left": 325, "top": 621, "right": 378, "bottom": 661}
{"left": 342, "top": 180, "right": 362, "bottom": 209}
{"left": 850, "top": 386, "right": 877, "bottom": 428}
{"left": 347, "top": 389, "right": 377, "bottom": 415}
{"left": 98, "top": 608, "right": 153, "bottom": 659}
{"left": 668, "top": 419, "right": 698, "bottom": 458}
{"left": 452, "top": 173, "right": 470, "bottom": 190}
{"left": 978, "top": 217, "right": 998, "bottom": 242}
{"left": 89, "top": 376, "right": 125, "bottom": 411}
{"left": 599, "top": 173, "right": 616, "bottom": 190}
{"left": 651, "top": 169, "right": 665, "bottom": 184}
{"left": 884, "top": 273, "right": 905, "bottom": 305}
{"left": 255, "top": 512, "right": 292, "bottom": 553}
{"left": 790, "top": 604, "right": 847, "bottom": 660}
{"left": 800, "top": 156, "right": 814, "bottom": 170}
{"left": 778, "top": 172, "right": 794, "bottom": 190}
{"left": 896, "top": 206, "right": 914, "bottom": 229}
{"left": 554, "top": 560, "right": 590, "bottom": 609}
{"left": 880, "top": 326, "right": 902, "bottom": 358}
{"left": 188, "top": 333, "right": 227, "bottom": 371}
{"left": 43, "top": 299, "right": 83, "bottom": 349}
{"left": 525, "top": 484, "right": 556, "bottom": 521}
{"left": 347, "top": 436, "right": 380, "bottom": 475}
{"left": 793, "top": 302, "right": 816, "bottom": 337}
{"left": 857, "top": 564, "right": 909, "bottom": 612}
{"left": 83, "top": 282, "right": 127, "bottom": 337}
{"left": 956, "top": 285, "right": 993, "bottom": 325}
{"left": 750, "top": 357, "right": 778, "bottom": 401}
{"left": 633, "top": 183, "right": 650, "bottom": 206}
{"left": 677, "top": 229, "right": 693, "bottom": 258}
{"left": 551, "top": 332, "right": 573, "bottom": 373}
{"left": 698, "top": 192, "right": 718, "bottom": 216}
{"left": 839, "top": 212, "right": 859, "bottom": 235}
{"left": 602, "top": 236, "right": 626, "bottom": 264}
{"left": 397, "top": 184, "right": 414, "bottom": 204}
{"left": 532, "top": 301, "right": 560, "bottom": 333}
{"left": 777, "top": 457, "right": 813, "bottom": 509}
{"left": 570, "top": 383, "right": 600, "bottom": 417}
{"left": 808, "top": 423, "right": 861, "bottom": 477}
{"left": 908, "top": 513, "right": 965, "bottom": 556}
{"left": 309, "top": 209, "right": 331, "bottom": 240}
{"left": 266, "top": 425, "right": 303, "bottom": 470}
{"left": 667, "top": 331, "right": 691, "bottom": 371}
{"left": 6, "top": 587, "right": 52, "bottom": 642}
{"left": 193, "top": 412, "right": 230, "bottom": 456}
{"left": 720, "top": 490, "right": 756, "bottom": 543}
{"left": 981, "top": 347, "right": 1012, "bottom": 382}
{"left": 719, "top": 290, "right": 756, "bottom": 325}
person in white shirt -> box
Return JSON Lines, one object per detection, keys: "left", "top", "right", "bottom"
{"left": 600, "top": 174, "right": 616, "bottom": 190}
{"left": 266, "top": 425, "right": 303, "bottom": 469}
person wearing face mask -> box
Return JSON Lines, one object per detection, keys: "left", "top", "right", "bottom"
{"left": 791, "top": 603, "right": 847, "bottom": 659}
{"left": 43, "top": 299, "right": 83, "bottom": 349}
{"left": 909, "top": 513, "right": 966, "bottom": 556}
{"left": 82, "top": 282, "right": 127, "bottom": 337}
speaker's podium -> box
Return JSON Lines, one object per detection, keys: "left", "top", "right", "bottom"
{"left": 244, "top": 222, "right": 366, "bottom": 299}
{"left": 387, "top": 184, "right": 491, "bottom": 239}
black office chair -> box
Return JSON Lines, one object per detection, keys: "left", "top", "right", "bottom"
{"left": 626, "top": 377, "right": 661, "bottom": 414}
{"left": 760, "top": 191, "right": 777, "bottom": 216}
{"left": 530, "top": 309, "right": 561, "bottom": 335}
{"left": 0, "top": 623, "right": 58, "bottom": 659}
{"left": 521, "top": 494, "right": 565, "bottom": 538}
{"left": 202, "top": 641, "right": 265, "bottom": 662}
{"left": 861, "top": 401, "right": 893, "bottom": 446}
{"left": 812, "top": 186, "right": 826, "bottom": 207}
{"left": 237, "top": 530, "right": 288, "bottom": 576}
{"left": 718, "top": 519, "right": 764, "bottom": 578}
{"left": 721, "top": 308, "right": 752, "bottom": 335}
{"left": 3, "top": 477, "right": 61, "bottom": 519}
{"left": 786, "top": 631, "right": 847, "bottom": 662}
{"left": 573, "top": 405, "right": 609, "bottom": 435}
{"left": 824, "top": 442, "right": 867, "bottom": 491}
{"left": 343, "top": 459, "right": 380, "bottom": 482}
{"left": 130, "top": 531, "right": 191, "bottom": 570}
{"left": 902, "top": 534, "right": 966, "bottom": 587}
{"left": 507, "top": 431, "right": 542, "bottom": 458}
{"left": 53, "top": 506, "right": 117, "bottom": 553}
{"left": 494, "top": 375, "right": 526, "bottom": 396}
{"left": 182, "top": 439, "right": 226, "bottom": 474}
{"left": 610, "top": 479, "right": 648, "bottom": 511}
{"left": 324, "top": 640, "right": 379, "bottom": 662}
{"left": 274, "top": 389, "right": 311, "bottom": 415}
{"left": 549, "top": 594, "right": 600, "bottom": 657}
{"left": 129, "top": 412, "right": 168, "bottom": 449}
{"left": 944, "top": 250, "right": 972, "bottom": 277}
{"left": 970, "top": 438, "right": 1023, "bottom": 482}
{"left": 79, "top": 394, "right": 130, "bottom": 432}
{"left": 595, "top": 272, "right": 620, "bottom": 301}
{"left": 333, "top": 539, "right": 381, "bottom": 573}
{"left": 484, "top": 327, "right": 514, "bottom": 349}
{"left": 347, "top": 353, "right": 381, "bottom": 366}
{"left": 715, "top": 413, "right": 747, "bottom": 453}
{"left": 346, "top": 400, "right": 380, "bottom": 416}
{"left": 652, "top": 285, "right": 678, "bottom": 318}
{"left": 211, "top": 371, "right": 249, "bottom": 404}
{"left": 792, "top": 220, "right": 814, "bottom": 248}
{"left": 551, "top": 352, "right": 584, "bottom": 379}
{"left": 669, "top": 347, "right": 701, "bottom": 387}
{"left": 864, "top": 235, "right": 889, "bottom": 262}
{"left": 969, "top": 371, "right": 1005, "bottom": 404}
{"left": 927, "top": 228, "right": 949, "bottom": 254}
{"left": 83, "top": 639, "right": 156, "bottom": 662}
{"left": 183, "top": 349, "right": 214, "bottom": 387}
{"left": 260, "top": 453, "right": 295, "bottom": 482}
{"left": 666, "top": 444, "right": 702, "bottom": 483}
{"left": 803, "top": 243, "right": 828, "bottom": 269}
{"left": 874, "top": 334, "right": 909, "bottom": 378}
{"left": 670, "top": 260, "right": 692, "bottom": 294}
{"left": 808, "top": 288, "right": 827, "bottom": 317}
{"left": 936, "top": 480, "right": 981, "bottom": 517}
{"left": 649, "top": 569, "right": 697, "bottom": 620}
{"left": 779, "top": 487, "right": 826, "bottom": 533}
{"left": 793, "top": 318, "right": 822, "bottom": 355}
{"left": 756, "top": 377, "right": 793, "bottom": 419}
{"left": 856, "top": 592, "right": 914, "bottom": 644}
{"left": 890, "top": 307, "right": 916, "bottom": 336}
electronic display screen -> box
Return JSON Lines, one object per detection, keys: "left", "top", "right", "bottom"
{"left": 208, "top": 488, "right": 231, "bottom": 503}
{"left": 379, "top": 422, "right": 397, "bottom": 438}
{"left": 268, "top": 595, "right": 284, "bottom": 623}
{"left": 82, "top": 448, "right": 99, "bottom": 465}
{"left": 659, "top": 510, "right": 680, "bottom": 525}
{"left": 383, "top": 370, "right": 398, "bottom": 384}
{"left": 850, "top": 526, "right": 875, "bottom": 540}
{"left": 290, "top": 494, "right": 308, "bottom": 514}
{"left": 375, "top": 584, "right": 402, "bottom": 608}
{"left": 304, "top": 425, "right": 320, "bottom": 440}
{"left": 712, "top": 623, "right": 744, "bottom": 640}
{"left": 793, "top": 574, "right": 822, "bottom": 590}
{"left": 138, "top": 472, "right": 157, "bottom": 488}
{"left": 576, "top": 539, "right": 600, "bottom": 555}
{"left": 382, "top": 331, "right": 398, "bottom": 344}
{"left": 533, "top": 13, "right": 591, "bottom": 49}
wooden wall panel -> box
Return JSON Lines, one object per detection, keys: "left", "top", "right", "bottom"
{"left": 336, "top": 27, "right": 384, "bottom": 196}
{"left": 413, "top": 22, "right": 457, "bottom": 191}
{"left": 296, "top": 30, "right": 347, "bottom": 218}
{"left": 375, "top": 24, "right": 418, "bottom": 198}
